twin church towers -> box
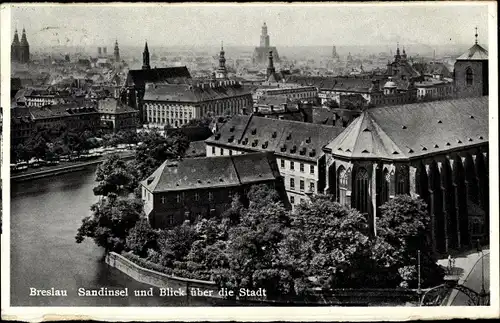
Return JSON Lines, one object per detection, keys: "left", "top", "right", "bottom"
{"left": 11, "top": 28, "right": 30, "bottom": 64}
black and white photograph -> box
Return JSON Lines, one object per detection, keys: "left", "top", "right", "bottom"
{"left": 1, "top": 2, "right": 498, "bottom": 321}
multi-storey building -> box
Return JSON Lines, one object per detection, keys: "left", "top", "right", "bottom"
{"left": 140, "top": 152, "right": 283, "bottom": 228}
{"left": 205, "top": 115, "right": 345, "bottom": 209}
{"left": 97, "top": 98, "right": 139, "bottom": 132}
{"left": 143, "top": 80, "right": 253, "bottom": 128}
{"left": 22, "top": 88, "right": 68, "bottom": 107}
{"left": 415, "top": 78, "right": 454, "bottom": 101}
{"left": 11, "top": 103, "right": 100, "bottom": 144}
{"left": 254, "top": 86, "right": 317, "bottom": 102}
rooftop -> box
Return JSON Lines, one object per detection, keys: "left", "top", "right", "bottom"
{"left": 125, "top": 66, "right": 192, "bottom": 88}
{"left": 206, "top": 115, "right": 345, "bottom": 162}
{"left": 141, "top": 152, "right": 280, "bottom": 192}
{"left": 143, "top": 82, "right": 252, "bottom": 103}
{"left": 324, "top": 96, "right": 488, "bottom": 160}
{"left": 456, "top": 44, "right": 488, "bottom": 61}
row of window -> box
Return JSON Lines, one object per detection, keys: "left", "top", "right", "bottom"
{"left": 280, "top": 159, "right": 315, "bottom": 174}
{"left": 288, "top": 178, "right": 315, "bottom": 192}
{"left": 289, "top": 195, "right": 305, "bottom": 205}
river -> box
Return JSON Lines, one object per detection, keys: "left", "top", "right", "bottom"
{"left": 10, "top": 166, "right": 216, "bottom": 306}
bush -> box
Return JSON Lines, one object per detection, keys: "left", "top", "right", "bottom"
{"left": 122, "top": 251, "right": 173, "bottom": 275}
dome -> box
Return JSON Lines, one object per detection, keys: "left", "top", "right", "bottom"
{"left": 384, "top": 80, "right": 397, "bottom": 88}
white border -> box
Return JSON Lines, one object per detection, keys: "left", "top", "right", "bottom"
{"left": 1, "top": 2, "right": 499, "bottom": 322}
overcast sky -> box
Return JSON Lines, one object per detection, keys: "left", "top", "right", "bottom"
{"left": 10, "top": 3, "right": 491, "bottom": 48}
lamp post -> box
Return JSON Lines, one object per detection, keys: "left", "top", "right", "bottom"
{"left": 417, "top": 249, "right": 422, "bottom": 305}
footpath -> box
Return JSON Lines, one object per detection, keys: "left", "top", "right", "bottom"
{"left": 436, "top": 247, "right": 490, "bottom": 305}
{"left": 11, "top": 152, "right": 134, "bottom": 182}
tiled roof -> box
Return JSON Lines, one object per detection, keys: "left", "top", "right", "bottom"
{"left": 143, "top": 83, "right": 252, "bottom": 103}
{"left": 457, "top": 44, "right": 488, "bottom": 61}
{"left": 324, "top": 97, "right": 488, "bottom": 160}
{"left": 285, "top": 75, "right": 375, "bottom": 92}
{"left": 185, "top": 140, "right": 207, "bottom": 157}
{"left": 26, "top": 103, "right": 98, "bottom": 120}
{"left": 125, "top": 66, "right": 192, "bottom": 88}
{"left": 205, "top": 115, "right": 345, "bottom": 162}
{"left": 97, "top": 98, "right": 137, "bottom": 114}
{"left": 141, "top": 152, "right": 279, "bottom": 192}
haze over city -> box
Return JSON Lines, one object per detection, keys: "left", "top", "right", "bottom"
{"left": 12, "top": 3, "right": 489, "bottom": 49}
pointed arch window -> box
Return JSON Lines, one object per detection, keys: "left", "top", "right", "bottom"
{"left": 355, "top": 167, "right": 369, "bottom": 213}
{"left": 337, "top": 166, "right": 348, "bottom": 206}
{"left": 396, "top": 165, "right": 410, "bottom": 195}
{"left": 466, "top": 67, "right": 473, "bottom": 86}
{"left": 380, "top": 168, "right": 390, "bottom": 204}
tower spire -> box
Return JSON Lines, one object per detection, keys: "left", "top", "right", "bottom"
{"left": 142, "top": 40, "right": 150, "bottom": 70}
{"left": 475, "top": 26, "right": 478, "bottom": 45}
{"left": 216, "top": 40, "right": 227, "bottom": 80}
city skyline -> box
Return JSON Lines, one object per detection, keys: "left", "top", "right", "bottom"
{"left": 10, "top": 3, "right": 489, "bottom": 48}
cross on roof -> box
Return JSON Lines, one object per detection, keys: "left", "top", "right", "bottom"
{"left": 475, "top": 26, "right": 478, "bottom": 44}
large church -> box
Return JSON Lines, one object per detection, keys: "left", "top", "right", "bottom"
{"left": 11, "top": 28, "right": 30, "bottom": 64}
{"left": 252, "top": 22, "right": 280, "bottom": 65}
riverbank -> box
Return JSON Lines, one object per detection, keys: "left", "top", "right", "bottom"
{"left": 11, "top": 152, "right": 135, "bottom": 182}
{"left": 106, "top": 251, "right": 421, "bottom": 306}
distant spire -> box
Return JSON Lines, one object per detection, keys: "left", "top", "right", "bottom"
{"left": 475, "top": 26, "right": 478, "bottom": 44}
{"left": 221, "top": 40, "right": 223, "bottom": 51}
{"left": 142, "top": 40, "right": 150, "bottom": 70}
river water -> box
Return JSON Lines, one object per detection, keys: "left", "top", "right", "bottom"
{"left": 10, "top": 166, "right": 216, "bottom": 306}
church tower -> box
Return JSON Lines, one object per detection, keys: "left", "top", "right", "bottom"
{"left": 394, "top": 43, "right": 401, "bottom": 63}
{"left": 114, "top": 39, "right": 120, "bottom": 62}
{"left": 266, "top": 50, "right": 276, "bottom": 78}
{"left": 19, "top": 28, "right": 30, "bottom": 63}
{"left": 454, "top": 27, "right": 489, "bottom": 98}
{"left": 11, "top": 29, "right": 20, "bottom": 62}
{"left": 215, "top": 41, "right": 228, "bottom": 80}
{"left": 142, "top": 41, "right": 150, "bottom": 70}
{"left": 260, "top": 22, "right": 270, "bottom": 48}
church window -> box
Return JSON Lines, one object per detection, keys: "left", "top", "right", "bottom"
{"left": 380, "top": 168, "right": 390, "bottom": 204}
{"left": 354, "top": 167, "right": 369, "bottom": 214}
{"left": 337, "top": 166, "right": 348, "bottom": 206}
{"left": 396, "top": 165, "right": 409, "bottom": 195}
{"left": 466, "top": 67, "right": 473, "bottom": 85}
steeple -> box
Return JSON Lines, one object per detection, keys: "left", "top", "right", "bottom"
{"left": 266, "top": 50, "right": 276, "bottom": 78}
{"left": 475, "top": 26, "right": 478, "bottom": 45}
{"left": 114, "top": 38, "right": 120, "bottom": 62}
{"left": 395, "top": 42, "right": 401, "bottom": 62}
{"left": 142, "top": 41, "right": 150, "bottom": 70}
{"left": 12, "top": 29, "right": 20, "bottom": 46}
{"left": 11, "top": 29, "right": 20, "bottom": 62}
{"left": 215, "top": 40, "right": 228, "bottom": 80}
{"left": 20, "top": 28, "right": 29, "bottom": 46}
{"left": 401, "top": 46, "right": 407, "bottom": 61}
{"left": 260, "top": 22, "right": 270, "bottom": 48}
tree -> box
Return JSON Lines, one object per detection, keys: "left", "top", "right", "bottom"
{"left": 157, "top": 222, "right": 198, "bottom": 268}
{"left": 377, "top": 195, "right": 444, "bottom": 288}
{"left": 93, "top": 154, "right": 138, "bottom": 197}
{"left": 75, "top": 194, "right": 143, "bottom": 253}
{"left": 126, "top": 218, "right": 159, "bottom": 257}
{"left": 279, "top": 195, "right": 374, "bottom": 290}
{"left": 215, "top": 188, "right": 293, "bottom": 298}
{"left": 134, "top": 129, "right": 189, "bottom": 180}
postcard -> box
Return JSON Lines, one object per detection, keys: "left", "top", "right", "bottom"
{"left": 1, "top": 2, "right": 498, "bottom": 321}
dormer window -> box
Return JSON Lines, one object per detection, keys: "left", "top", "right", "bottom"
{"left": 251, "top": 128, "right": 257, "bottom": 135}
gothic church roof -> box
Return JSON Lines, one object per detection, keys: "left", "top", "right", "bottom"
{"left": 324, "top": 96, "right": 488, "bottom": 160}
